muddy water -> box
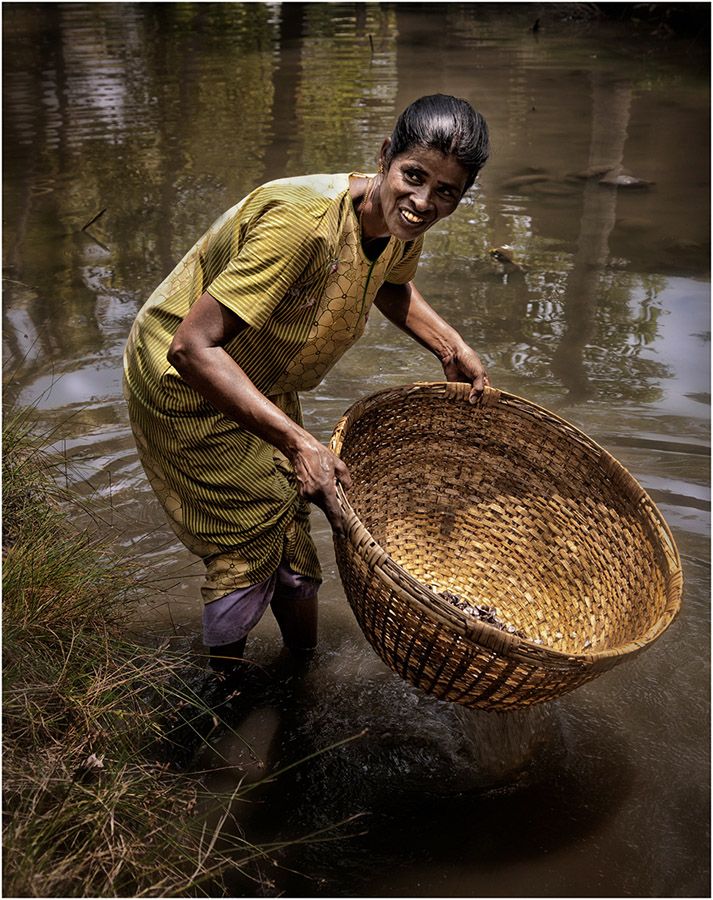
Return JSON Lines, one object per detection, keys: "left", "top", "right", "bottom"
{"left": 3, "top": 4, "right": 710, "bottom": 896}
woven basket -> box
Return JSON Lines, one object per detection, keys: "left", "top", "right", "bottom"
{"left": 329, "top": 382, "right": 682, "bottom": 711}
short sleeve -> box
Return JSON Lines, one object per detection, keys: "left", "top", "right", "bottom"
{"left": 384, "top": 236, "right": 424, "bottom": 285}
{"left": 207, "top": 201, "right": 317, "bottom": 330}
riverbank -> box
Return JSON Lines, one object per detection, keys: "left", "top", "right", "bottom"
{"left": 2, "top": 408, "right": 265, "bottom": 897}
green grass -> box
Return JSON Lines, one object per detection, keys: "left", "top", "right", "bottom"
{"left": 1, "top": 408, "right": 268, "bottom": 896}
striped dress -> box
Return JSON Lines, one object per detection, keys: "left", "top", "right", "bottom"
{"left": 123, "top": 173, "right": 423, "bottom": 603}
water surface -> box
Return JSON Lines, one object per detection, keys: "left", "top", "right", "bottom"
{"left": 3, "top": 4, "right": 709, "bottom": 897}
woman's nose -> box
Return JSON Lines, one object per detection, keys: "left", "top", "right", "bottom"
{"left": 411, "top": 186, "right": 433, "bottom": 210}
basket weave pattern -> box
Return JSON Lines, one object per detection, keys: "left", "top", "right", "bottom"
{"left": 329, "top": 383, "right": 682, "bottom": 710}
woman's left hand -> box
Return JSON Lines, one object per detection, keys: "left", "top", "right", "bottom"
{"left": 373, "top": 281, "right": 490, "bottom": 404}
{"left": 442, "top": 342, "right": 490, "bottom": 403}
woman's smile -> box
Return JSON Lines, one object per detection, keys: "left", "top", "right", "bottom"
{"left": 400, "top": 207, "right": 427, "bottom": 227}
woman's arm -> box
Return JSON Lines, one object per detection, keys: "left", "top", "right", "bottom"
{"left": 374, "top": 281, "right": 490, "bottom": 401}
{"left": 167, "top": 291, "right": 352, "bottom": 536}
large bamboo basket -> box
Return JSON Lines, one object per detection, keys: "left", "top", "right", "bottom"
{"left": 329, "top": 382, "right": 682, "bottom": 711}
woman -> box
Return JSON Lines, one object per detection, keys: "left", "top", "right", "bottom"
{"left": 123, "top": 94, "right": 490, "bottom": 672}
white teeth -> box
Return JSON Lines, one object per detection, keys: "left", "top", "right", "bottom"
{"left": 402, "top": 209, "right": 424, "bottom": 224}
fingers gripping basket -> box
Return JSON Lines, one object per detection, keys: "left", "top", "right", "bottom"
{"left": 329, "top": 383, "right": 682, "bottom": 711}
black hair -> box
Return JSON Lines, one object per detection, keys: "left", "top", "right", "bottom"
{"left": 384, "top": 94, "right": 490, "bottom": 191}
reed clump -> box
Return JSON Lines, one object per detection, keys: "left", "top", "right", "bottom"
{"left": 2, "top": 409, "right": 262, "bottom": 897}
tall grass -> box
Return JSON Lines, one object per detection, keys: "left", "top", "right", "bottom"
{"left": 2, "top": 408, "right": 268, "bottom": 897}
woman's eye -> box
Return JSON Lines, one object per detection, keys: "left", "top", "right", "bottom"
{"left": 404, "top": 170, "right": 422, "bottom": 183}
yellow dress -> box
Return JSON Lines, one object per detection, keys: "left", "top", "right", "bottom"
{"left": 123, "top": 173, "right": 422, "bottom": 602}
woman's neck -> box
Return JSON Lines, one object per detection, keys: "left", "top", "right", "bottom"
{"left": 349, "top": 174, "right": 390, "bottom": 257}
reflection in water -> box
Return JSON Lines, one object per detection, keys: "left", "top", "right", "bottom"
{"left": 2, "top": 4, "right": 709, "bottom": 897}
{"left": 553, "top": 74, "right": 635, "bottom": 400}
{"left": 289, "top": 4, "right": 398, "bottom": 173}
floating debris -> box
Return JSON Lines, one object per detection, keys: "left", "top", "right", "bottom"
{"left": 599, "top": 172, "right": 654, "bottom": 189}
{"left": 488, "top": 244, "right": 527, "bottom": 272}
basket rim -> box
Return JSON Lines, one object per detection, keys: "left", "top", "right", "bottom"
{"left": 329, "top": 381, "right": 683, "bottom": 668}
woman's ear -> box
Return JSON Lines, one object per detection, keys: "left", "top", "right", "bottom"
{"left": 379, "top": 137, "right": 391, "bottom": 170}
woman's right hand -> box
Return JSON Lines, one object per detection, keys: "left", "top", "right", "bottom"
{"left": 288, "top": 435, "right": 353, "bottom": 538}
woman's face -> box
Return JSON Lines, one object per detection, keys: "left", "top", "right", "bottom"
{"left": 377, "top": 145, "right": 471, "bottom": 241}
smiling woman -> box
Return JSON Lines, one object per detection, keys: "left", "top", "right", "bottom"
{"left": 122, "top": 94, "right": 491, "bottom": 675}
{"left": 369, "top": 92, "right": 490, "bottom": 240}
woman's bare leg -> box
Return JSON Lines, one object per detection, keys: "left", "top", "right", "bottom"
{"left": 209, "top": 636, "right": 247, "bottom": 674}
{"left": 270, "top": 592, "right": 318, "bottom": 652}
